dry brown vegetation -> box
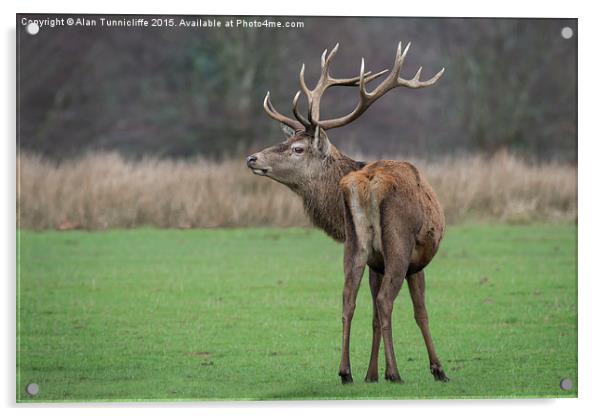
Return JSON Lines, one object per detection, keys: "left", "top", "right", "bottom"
{"left": 17, "top": 151, "right": 576, "bottom": 230}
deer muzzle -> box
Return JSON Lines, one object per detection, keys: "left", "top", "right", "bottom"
{"left": 246, "top": 154, "right": 269, "bottom": 176}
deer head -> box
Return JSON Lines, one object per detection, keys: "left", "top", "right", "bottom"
{"left": 246, "top": 42, "right": 444, "bottom": 186}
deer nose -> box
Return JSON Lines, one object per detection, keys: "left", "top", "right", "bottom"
{"left": 246, "top": 154, "right": 258, "bottom": 167}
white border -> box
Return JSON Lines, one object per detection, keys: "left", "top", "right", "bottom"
{"left": 3, "top": 1, "right": 600, "bottom": 415}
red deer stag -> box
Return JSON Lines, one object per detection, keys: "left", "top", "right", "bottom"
{"left": 246, "top": 42, "right": 448, "bottom": 384}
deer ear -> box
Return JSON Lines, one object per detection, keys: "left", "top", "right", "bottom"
{"left": 281, "top": 123, "right": 296, "bottom": 138}
{"left": 312, "top": 126, "right": 331, "bottom": 155}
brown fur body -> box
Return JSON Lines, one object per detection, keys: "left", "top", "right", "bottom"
{"left": 294, "top": 154, "right": 445, "bottom": 275}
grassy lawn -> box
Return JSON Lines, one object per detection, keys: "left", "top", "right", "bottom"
{"left": 16, "top": 224, "right": 577, "bottom": 402}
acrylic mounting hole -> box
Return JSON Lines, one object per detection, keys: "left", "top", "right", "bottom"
{"left": 26, "top": 22, "right": 40, "bottom": 35}
{"left": 559, "top": 378, "right": 573, "bottom": 391}
{"left": 26, "top": 383, "right": 39, "bottom": 396}
{"left": 561, "top": 27, "right": 573, "bottom": 39}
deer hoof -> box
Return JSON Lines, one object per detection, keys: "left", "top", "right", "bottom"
{"left": 364, "top": 374, "right": 379, "bottom": 383}
{"left": 385, "top": 373, "right": 404, "bottom": 384}
{"left": 339, "top": 372, "right": 354, "bottom": 384}
{"left": 430, "top": 364, "right": 450, "bottom": 382}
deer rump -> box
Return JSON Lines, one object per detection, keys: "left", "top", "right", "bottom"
{"left": 340, "top": 160, "right": 445, "bottom": 276}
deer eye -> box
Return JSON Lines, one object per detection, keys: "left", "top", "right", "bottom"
{"left": 292, "top": 145, "right": 305, "bottom": 154}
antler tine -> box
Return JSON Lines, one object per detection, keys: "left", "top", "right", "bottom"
{"left": 356, "top": 58, "right": 373, "bottom": 111}
{"left": 413, "top": 67, "right": 423, "bottom": 81}
{"left": 292, "top": 90, "right": 311, "bottom": 129}
{"left": 398, "top": 66, "right": 445, "bottom": 88}
{"left": 358, "top": 58, "right": 368, "bottom": 98}
{"left": 263, "top": 91, "right": 304, "bottom": 130}
{"left": 428, "top": 67, "right": 446, "bottom": 84}
{"left": 299, "top": 64, "right": 312, "bottom": 98}
{"left": 396, "top": 41, "right": 411, "bottom": 76}
{"left": 323, "top": 43, "right": 339, "bottom": 72}
{"left": 298, "top": 63, "right": 318, "bottom": 125}
{"left": 329, "top": 69, "right": 389, "bottom": 87}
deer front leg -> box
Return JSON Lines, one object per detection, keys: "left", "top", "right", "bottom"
{"left": 338, "top": 240, "right": 367, "bottom": 384}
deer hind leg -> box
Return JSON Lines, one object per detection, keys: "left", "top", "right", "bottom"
{"left": 365, "top": 268, "right": 383, "bottom": 383}
{"left": 407, "top": 270, "right": 449, "bottom": 382}
{"left": 377, "top": 268, "right": 406, "bottom": 383}
{"left": 338, "top": 185, "right": 370, "bottom": 384}
{"left": 376, "top": 202, "right": 416, "bottom": 383}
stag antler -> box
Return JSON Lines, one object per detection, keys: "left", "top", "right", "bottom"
{"left": 295, "top": 43, "right": 389, "bottom": 128}
{"left": 319, "top": 42, "right": 444, "bottom": 130}
{"left": 263, "top": 42, "right": 444, "bottom": 132}
{"left": 263, "top": 43, "right": 387, "bottom": 131}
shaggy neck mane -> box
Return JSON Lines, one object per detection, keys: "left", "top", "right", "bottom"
{"left": 291, "top": 147, "right": 365, "bottom": 242}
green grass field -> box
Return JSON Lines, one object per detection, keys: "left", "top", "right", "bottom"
{"left": 17, "top": 224, "right": 577, "bottom": 402}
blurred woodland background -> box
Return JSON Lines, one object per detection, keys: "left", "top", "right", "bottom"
{"left": 17, "top": 16, "right": 577, "bottom": 229}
